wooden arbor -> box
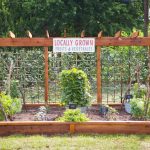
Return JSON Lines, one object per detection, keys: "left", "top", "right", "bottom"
{"left": 0, "top": 31, "right": 149, "bottom": 104}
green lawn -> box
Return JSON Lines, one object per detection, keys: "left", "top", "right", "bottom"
{"left": 0, "top": 134, "right": 150, "bottom": 150}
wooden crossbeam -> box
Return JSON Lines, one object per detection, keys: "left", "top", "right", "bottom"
{"left": 0, "top": 37, "right": 150, "bottom": 47}
{"left": 0, "top": 38, "right": 51, "bottom": 47}
{"left": 8, "top": 31, "right": 15, "bottom": 38}
{"left": 95, "top": 37, "right": 150, "bottom": 46}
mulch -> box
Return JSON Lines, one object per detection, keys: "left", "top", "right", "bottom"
{"left": 13, "top": 106, "right": 137, "bottom": 121}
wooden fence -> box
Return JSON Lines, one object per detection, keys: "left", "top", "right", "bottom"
{"left": 0, "top": 30, "right": 150, "bottom": 104}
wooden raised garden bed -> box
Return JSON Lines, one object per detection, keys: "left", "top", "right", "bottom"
{"left": 0, "top": 121, "right": 150, "bottom": 136}
{"left": 1, "top": 33, "right": 150, "bottom": 136}
{"left": 0, "top": 105, "right": 150, "bottom": 135}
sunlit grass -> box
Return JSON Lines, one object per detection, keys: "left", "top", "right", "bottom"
{"left": 0, "top": 134, "right": 149, "bottom": 150}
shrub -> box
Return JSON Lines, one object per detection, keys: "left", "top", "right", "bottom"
{"left": 0, "top": 92, "right": 22, "bottom": 121}
{"left": 57, "top": 109, "right": 89, "bottom": 122}
{"left": 130, "top": 98, "right": 145, "bottom": 119}
{"left": 59, "top": 68, "right": 91, "bottom": 107}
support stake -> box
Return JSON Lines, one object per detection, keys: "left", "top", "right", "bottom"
{"left": 44, "top": 47, "right": 49, "bottom": 104}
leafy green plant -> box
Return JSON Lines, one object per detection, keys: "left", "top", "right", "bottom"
{"left": 106, "top": 106, "right": 119, "bottom": 121}
{"left": 99, "top": 104, "right": 118, "bottom": 120}
{"left": 59, "top": 68, "right": 91, "bottom": 107}
{"left": 0, "top": 92, "right": 22, "bottom": 121}
{"left": 129, "top": 82, "right": 150, "bottom": 120}
{"left": 57, "top": 109, "right": 89, "bottom": 122}
{"left": 130, "top": 98, "right": 145, "bottom": 119}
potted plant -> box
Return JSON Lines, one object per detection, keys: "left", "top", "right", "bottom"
{"left": 59, "top": 68, "right": 91, "bottom": 113}
{"left": 124, "top": 83, "right": 147, "bottom": 114}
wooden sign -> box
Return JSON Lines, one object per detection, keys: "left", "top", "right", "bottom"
{"left": 53, "top": 38, "right": 95, "bottom": 52}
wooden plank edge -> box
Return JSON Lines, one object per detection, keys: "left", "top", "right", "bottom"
{"left": 0, "top": 121, "right": 149, "bottom": 135}
{"left": 22, "top": 103, "right": 62, "bottom": 107}
{"left": 22, "top": 103, "right": 122, "bottom": 108}
{"left": 92, "top": 103, "right": 122, "bottom": 106}
{"left": 0, "top": 121, "right": 149, "bottom": 126}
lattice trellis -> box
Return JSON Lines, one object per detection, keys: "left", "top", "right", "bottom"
{"left": 48, "top": 52, "right": 96, "bottom": 103}
{"left": 0, "top": 48, "right": 45, "bottom": 103}
{"left": 0, "top": 46, "right": 148, "bottom": 104}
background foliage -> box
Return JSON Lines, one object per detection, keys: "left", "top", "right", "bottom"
{"left": 0, "top": 0, "right": 143, "bottom": 36}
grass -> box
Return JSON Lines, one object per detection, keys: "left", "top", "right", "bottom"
{"left": 0, "top": 134, "right": 150, "bottom": 150}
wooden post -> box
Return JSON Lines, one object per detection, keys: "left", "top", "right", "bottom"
{"left": 96, "top": 46, "right": 102, "bottom": 104}
{"left": 70, "top": 124, "right": 75, "bottom": 134}
{"left": 44, "top": 47, "right": 49, "bottom": 104}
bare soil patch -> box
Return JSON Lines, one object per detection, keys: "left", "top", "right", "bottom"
{"left": 12, "top": 106, "right": 138, "bottom": 121}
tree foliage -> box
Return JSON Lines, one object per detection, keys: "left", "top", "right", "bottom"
{"left": 0, "top": 0, "right": 143, "bottom": 36}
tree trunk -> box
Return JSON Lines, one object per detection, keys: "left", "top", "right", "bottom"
{"left": 144, "top": 0, "right": 150, "bottom": 119}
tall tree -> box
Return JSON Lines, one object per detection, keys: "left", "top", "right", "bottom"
{"left": 0, "top": 0, "right": 144, "bottom": 36}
